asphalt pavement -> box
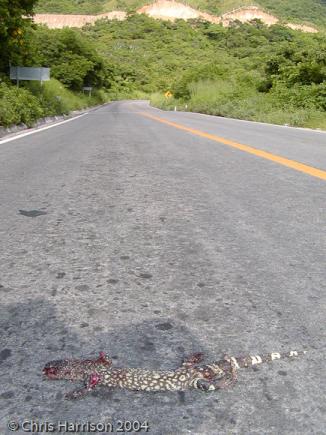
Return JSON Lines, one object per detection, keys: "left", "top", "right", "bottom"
{"left": 0, "top": 101, "right": 325, "bottom": 434}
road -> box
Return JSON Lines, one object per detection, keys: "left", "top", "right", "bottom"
{"left": 0, "top": 101, "right": 325, "bottom": 434}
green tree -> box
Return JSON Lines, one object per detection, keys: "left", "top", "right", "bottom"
{"left": 0, "top": 0, "right": 37, "bottom": 73}
{"left": 30, "top": 27, "right": 110, "bottom": 90}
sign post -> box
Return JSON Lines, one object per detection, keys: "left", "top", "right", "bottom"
{"left": 10, "top": 67, "right": 50, "bottom": 87}
{"left": 83, "top": 86, "right": 93, "bottom": 97}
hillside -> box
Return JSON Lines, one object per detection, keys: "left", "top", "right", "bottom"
{"left": 1, "top": 3, "right": 325, "bottom": 129}
{"left": 35, "top": 0, "right": 326, "bottom": 28}
{"left": 33, "top": 3, "right": 320, "bottom": 32}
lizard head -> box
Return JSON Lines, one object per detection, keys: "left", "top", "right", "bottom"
{"left": 43, "top": 359, "right": 81, "bottom": 380}
{"left": 43, "top": 352, "right": 112, "bottom": 381}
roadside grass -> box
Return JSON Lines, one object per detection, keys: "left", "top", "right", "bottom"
{"left": 150, "top": 92, "right": 177, "bottom": 110}
{"left": 27, "top": 79, "right": 109, "bottom": 115}
{"left": 150, "top": 80, "right": 326, "bottom": 130}
{"left": 0, "top": 79, "right": 110, "bottom": 128}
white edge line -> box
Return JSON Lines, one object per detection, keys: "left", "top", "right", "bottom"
{"left": 0, "top": 113, "right": 88, "bottom": 145}
{"left": 187, "top": 111, "right": 326, "bottom": 134}
{"left": 149, "top": 105, "right": 326, "bottom": 134}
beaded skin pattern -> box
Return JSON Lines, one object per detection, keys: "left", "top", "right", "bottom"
{"left": 43, "top": 350, "right": 306, "bottom": 400}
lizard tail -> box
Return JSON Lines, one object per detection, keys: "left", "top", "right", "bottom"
{"left": 228, "top": 349, "right": 307, "bottom": 369}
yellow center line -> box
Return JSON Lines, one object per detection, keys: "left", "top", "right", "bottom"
{"left": 138, "top": 111, "right": 326, "bottom": 181}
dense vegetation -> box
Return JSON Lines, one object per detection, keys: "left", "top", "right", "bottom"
{"left": 83, "top": 14, "right": 326, "bottom": 128}
{"left": 35, "top": 0, "right": 326, "bottom": 29}
{"left": 0, "top": 0, "right": 35, "bottom": 72}
{"left": 1, "top": 1, "right": 325, "bottom": 129}
{"left": 0, "top": 0, "right": 109, "bottom": 127}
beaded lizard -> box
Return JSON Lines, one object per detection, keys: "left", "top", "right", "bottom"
{"left": 43, "top": 350, "right": 306, "bottom": 400}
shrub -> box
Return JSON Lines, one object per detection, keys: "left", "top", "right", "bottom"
{"left": 0, "top": 80, "right": 109, "bottom": 128}
{"left": 0, "top": 82, "right": 43, "bottom": 127}
{"left": 26, "top": 79, "right": 90, "bottom": 115}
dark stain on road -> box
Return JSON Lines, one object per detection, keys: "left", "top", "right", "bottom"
{"left": 156, "top": 322, "right": 173, "bottom": 331}
{"left": 0, "top": 391, "right": 15, "bottom": 399}
{"left": 139, "top": 272, "right": 153, "bottom": 279}
{"left": 18, "top": 209, "right": 47, "bottom": 217}
{"left": 0, "top": 348, "right": 12, "bottom": 362}
{"left": 140, "top": 338, "right": 156, "bottom": 351}
{"left": 75, "top": 284, "right": 89, "bottom": 292}
{"left": 56, "top": 272, "right": 66, "bottom": 279}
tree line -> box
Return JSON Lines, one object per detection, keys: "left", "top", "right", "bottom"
{"left": 0, "top": 1, "right": 325, "bottom": 128}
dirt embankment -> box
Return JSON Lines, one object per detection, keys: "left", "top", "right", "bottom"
{"left": 221, "top": 5, "right": 318, "bottom": 32}
{"left": 34, "top": 11, "right": 126, "bottom": 29}
{"left": 221, "top": 5, "right": 278, "bottom": 25}
{"left": 34, "top": 2, "right": 318, "bottom": 33}
{"left": 286, "top": 22, "right": 318, "bottom": 33}
{"left": 137, "top": 0, "right": 221, "bottom": 23}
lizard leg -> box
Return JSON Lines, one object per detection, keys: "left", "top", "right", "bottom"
{"left": 97, "top": 352, "right": 112, "bottom": 367}
{"left": 65, "top": 373, "right": 101, "bottom": 400}
{"left": 182, "top": 352, "right": 205, "bottom": 368}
